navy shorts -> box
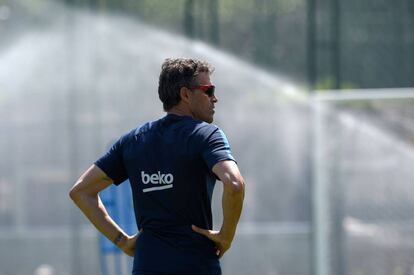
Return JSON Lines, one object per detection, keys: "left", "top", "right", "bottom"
{"left": 132, "top": 230, "right": 221, "bottom": 275}
{"left": 133, "top": 270, "right": 221, "bottom": 275}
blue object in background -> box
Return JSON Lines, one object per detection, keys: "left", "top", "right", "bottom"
{"left": 99, "top": 180, "right": 136, "bottom": 275}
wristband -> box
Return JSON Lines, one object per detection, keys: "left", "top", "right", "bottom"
{"left": 113, "top": 232, "right": 124, "bottom": 246}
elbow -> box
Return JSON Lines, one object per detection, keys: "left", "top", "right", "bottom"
{"left": 69, "top": 186, "right": 77, "bottom": 201}
{"left": 69, "top": 184, "right": 82, "bottom": 203}
{"left": 225, "top": 179, "right": 245, "bottom": 197}
{"left": 69, "top": 180, "right": 98, "bottom": 204}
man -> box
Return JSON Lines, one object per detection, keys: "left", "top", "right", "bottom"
{"left": 69, "top": 58, "right": 245, "bottom": 275}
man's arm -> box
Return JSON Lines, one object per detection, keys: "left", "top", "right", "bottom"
{"left": 69, "top": 164, "right": 137, "bottom": 256}
{"left": 192, "top": 160, "right": 245, "bottom": 258}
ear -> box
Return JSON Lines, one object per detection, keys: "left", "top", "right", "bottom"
{"left": 179, "top": 87, "right": 191, "bottom": 104}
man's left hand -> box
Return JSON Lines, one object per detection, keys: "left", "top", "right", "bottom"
{"left": 191, "top": 225, "right": 232, "bottom": 258}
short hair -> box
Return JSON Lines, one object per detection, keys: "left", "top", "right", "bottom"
{"left": 158, "top": 58, "right": 214, "bottom": 111}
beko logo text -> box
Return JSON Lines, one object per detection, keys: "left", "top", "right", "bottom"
{"left": 141, "top": 171, "right": 174, "bottom": 193}
{"left": 141, "top": 171, "right": 173, "bottom": 184}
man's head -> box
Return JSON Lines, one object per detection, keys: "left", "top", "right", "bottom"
{"left": 158, "top": 58, "right": 217, "bottom": 123}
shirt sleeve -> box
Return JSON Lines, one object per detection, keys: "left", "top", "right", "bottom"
{"left": 202, "top": 128, "right": 236, "bottom": 171}
{"left": 94, "top": 137, "right": 128, "bottom": 185}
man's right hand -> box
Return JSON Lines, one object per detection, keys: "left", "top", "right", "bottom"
{"left": 118, "top": 233, "right": 139, "bottom": 257}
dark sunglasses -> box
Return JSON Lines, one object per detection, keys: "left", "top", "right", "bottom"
{"left": 189, "top": 85, "right": 216, "bottom": 97}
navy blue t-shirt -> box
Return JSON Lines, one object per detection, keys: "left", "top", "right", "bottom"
{"left": 95, "top": 114, "right": 235, "bottom": 274}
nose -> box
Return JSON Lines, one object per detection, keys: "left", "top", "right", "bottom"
{"left": 212, "top": 94, "right": 218, "bottom": 102}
